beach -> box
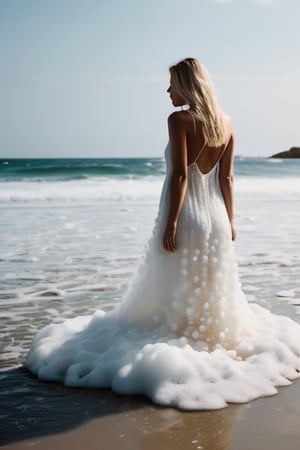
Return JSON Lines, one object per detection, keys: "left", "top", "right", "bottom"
{"left": 2, "top": 368, "right": 300, "bottom": 449}
{"left": 1, "top": 156, "right": 300, "bottom": 448}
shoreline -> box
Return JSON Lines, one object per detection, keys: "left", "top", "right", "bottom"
{"left": 1, "top": 367, "right": 300, "bottom": 450}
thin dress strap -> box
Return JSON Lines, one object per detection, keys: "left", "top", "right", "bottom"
{"left": 187, "top": 110, "right": 207, "bottom": 165}
{"left": 193, "top": 141, "right": 207, "bottom": 164}
{"left": 198, "top": 133, "right": 232, "bottom": 174}
{"left": 187, "top": 110, "right": 232, "bottom": 170}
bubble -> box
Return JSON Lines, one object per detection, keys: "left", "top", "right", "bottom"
{"left": 188, "top": 297, "right": 195, "bottom": 305}
{"left": 193, "top": 275, "right": 200, "bottom": 283}
{"left": 135, "top": 352, "right": 143, "bottom": 361}
{"left": 211, "top": 257, "right": 218, "bottom": 264}
{"left": 219, "top": 331, "right": 225, "bottom": 340}
{"left": 180, "top": 258, "right": 188, "bottom": 267}
{"left": 194, "top": 288, "right": 201, "bottom": 296}
{"left": 204, "top": 302, "right": 209, "bottom": 310}
{"left": 192, "top": 256, "right": 198, "bottom": 262}
{"left": 201, "top": 281, "right": 207, "bottom": 288}
{"left": 118, "top": 364, "right": 133, "bottom": 378}
{"left": 202, "top": 255, "right": 208, "bottom": 263}
{"left": 192, "top": 331, "right": 199, "bottom": 340}
{"left": 210, "top": 245, "right": 216, "bottom": 253}
{"left": 199, "top": 325, "right": 206, "bottom": 333}
{"left": 179, "top": 336, "right": 188, "bottom": 346}
{"left": 186, "top": 307, "right": 193, "bottom": 318}
{"left": 207, "top": 317, "right": 213, "bottom": 325}
{"left": 194, "top": 249, "right": 200, "bottom": 256}
{"left": 183, "top": 248, "right": 188, "bottom": 255}
{"left": 213, "top": 238, "right": 219, "bottom": 245}
{"left": 180, "top": 268, "right": 188, "bottom": 277}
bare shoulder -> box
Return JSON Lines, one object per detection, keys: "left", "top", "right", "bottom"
{"left": 168, "top": 110, "right": 187, "bottom": 123}
{"left": 168, "top": 110, "right": 193, "bottom": 130}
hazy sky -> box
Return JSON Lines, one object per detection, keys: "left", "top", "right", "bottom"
{"left": 1, "top": 0, "right": 299, "bottom": 158}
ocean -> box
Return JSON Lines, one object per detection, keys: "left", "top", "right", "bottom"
{"left": 1, "top": 156, "right": 300, "bottom": 203}
{"left": 0, "top": 155, "right": 300, "bottom": 372}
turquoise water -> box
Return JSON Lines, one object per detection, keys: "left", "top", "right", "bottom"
{"left": 0, "top": 156, "right": 299, "bottom": 205}
{"left": 0, "top": 158, "right": 166, "bottom": 180}
{"left": 1, "top": 156, "right": 300, "bottom": 181}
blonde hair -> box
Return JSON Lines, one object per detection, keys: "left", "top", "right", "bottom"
{"left": 169, "top": 58, "right": 227, "bottom": 146}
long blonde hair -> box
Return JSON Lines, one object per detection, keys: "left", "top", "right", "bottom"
{"left": 169, "top": 58, "right": 227, "bottom": 146}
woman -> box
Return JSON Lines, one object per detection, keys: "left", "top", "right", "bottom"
{"left": 26, "top": 58, "right": 300, "bottom": 410}
{"left": 164, "top": 58, "right": 235, "bottom": 254}
{"left": 117, "top": 58, "right": 245, "bottom": 347}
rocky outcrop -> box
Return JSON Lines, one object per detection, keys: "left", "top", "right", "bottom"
{"left": 270, "top": 147, "right": 300, "bottom": 158}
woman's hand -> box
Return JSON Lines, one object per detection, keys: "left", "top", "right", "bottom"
{"left": 163, "top": 222, "right": 177, "bottom": 253}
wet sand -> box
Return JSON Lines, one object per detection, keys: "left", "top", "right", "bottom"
{"left": 1, "top": 367, "right": 300, "bottom": 450}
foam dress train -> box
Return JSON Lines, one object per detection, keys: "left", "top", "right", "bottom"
{"left": 26, "top": 142, "right": 300, "bottom": 410}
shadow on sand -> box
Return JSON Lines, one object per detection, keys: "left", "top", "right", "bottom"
{"left": 0, "top": 367, "right": 148, "bottom": 446}
{"left": 0, "top": 366, "right": 246, "bottom": 450}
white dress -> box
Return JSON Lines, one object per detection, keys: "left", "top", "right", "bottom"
{"left": 117, "top": 142, "right": 249, "bottom": 346}
{"left": 26, "top": 142, "right": 300, "bottom": 410}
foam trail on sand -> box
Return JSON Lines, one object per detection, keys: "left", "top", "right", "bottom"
{"left": 25, "top": 303, "right": 300, "bottom": 410}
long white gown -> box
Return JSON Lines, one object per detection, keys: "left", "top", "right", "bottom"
{"left": 25, "top": 142, "right": 300, "bottom": 410}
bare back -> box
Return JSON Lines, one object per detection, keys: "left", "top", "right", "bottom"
{"left": 183, "top": 111, "right": 232, "bottom": 174}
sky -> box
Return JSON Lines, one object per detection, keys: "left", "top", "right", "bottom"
{"left": 0, "top": 0, "right": 300, "bottom": 158}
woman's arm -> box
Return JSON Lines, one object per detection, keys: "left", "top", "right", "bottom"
{"left": 163, "top": 112, "right": 188, "bottom": 253}
{"left": 219, "top": 130, "right": 236, "bottom": 241}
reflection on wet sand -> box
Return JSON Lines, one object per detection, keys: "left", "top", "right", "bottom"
{"left": 124, "top": 404, "right": 244, "bottom": 450}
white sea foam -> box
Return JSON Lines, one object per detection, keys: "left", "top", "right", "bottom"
{"left": 235, "top": 177, "right": 300, "bottom": 198}
{"left": 25, "top": 304, "right": 300, "bottom": 410}
{"left": 0, "top": 179, "right": 162, "bottom": 205}
{"left": 0, "top": 176, "right": 299, "bottom": 205}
